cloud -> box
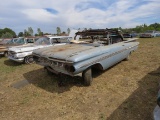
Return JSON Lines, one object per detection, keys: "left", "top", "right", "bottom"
{"left": 0, "top": 0, "right": 159, "bottom": 34}
{"left": 21, "top": 9, "right": 57, "bottom": 23}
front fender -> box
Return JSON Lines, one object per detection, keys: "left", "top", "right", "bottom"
{"left": 15, "top": 51, "right": 32, "bottom": 58}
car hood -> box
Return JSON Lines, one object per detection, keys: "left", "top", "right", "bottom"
{"left": 8, "top": 44, "right": 52, "bottom": 53}
{"left": 33, "top": 44, "right": 109, "bottom": 63}
{"left": 34, "top": 41, "right": 139, "bottom": 63}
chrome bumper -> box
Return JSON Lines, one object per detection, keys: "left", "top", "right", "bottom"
{"left": 0, "top": 52, "right": 4, "bottom": 55}
{"left": 8, "top": 56, "right": 24, "bottom": 62}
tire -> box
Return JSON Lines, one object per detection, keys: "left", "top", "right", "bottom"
{"left": 4, "top": 51, "right": 8, "bottom": 57}
{"left": 124, "top": 52, "right": 131, "bottom": 61}
{"left": 24, "top": 55, "right": 35, "bottom": 64}
{"left": 82, "top": 68, "right": 92, "bottom": 86}
{"left": 44, "top": 67, "right": 53, "bottom": 75}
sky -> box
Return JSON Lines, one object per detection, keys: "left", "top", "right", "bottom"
{"left": 0, "top": 0, "right": 160, "bottom": 34}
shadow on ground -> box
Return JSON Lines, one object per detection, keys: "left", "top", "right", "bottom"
{"left": 4, "top": 59, "right": 23, "bottom": 66}
{"left": 107, "top": 67, "right": 160, "bottom": 120}
{"left": 23, "top": 67, "right": 104, "bottom": 93}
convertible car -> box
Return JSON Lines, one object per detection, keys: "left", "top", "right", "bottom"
{"left": 33, "top": 29, "right": 139, "bottom": 86}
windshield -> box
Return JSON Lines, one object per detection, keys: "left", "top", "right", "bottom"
{"left": 15, "top": 38, "right": 26, "bottom": 44}
{"left": 7, "top": 38, "right": 18, "bottom": 44}
{"left": 35, "top": 37, "right": 50, "bottom": 45}
{"left": 51, "top": 37, "right": 71, "bottom": 44}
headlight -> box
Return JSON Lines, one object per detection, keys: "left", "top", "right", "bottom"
{"left": 50, "top": 61, "right": 63, "bottom": 67}
{"left": 65, "top": 65, "right": 75, "bottom": 73}
{"left": 50, "top": 61, "right": 58, "bottom": 66}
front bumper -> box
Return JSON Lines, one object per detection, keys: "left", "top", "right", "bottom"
{"left": 8, "top": 56, "right": 24, "bottom": 62}
{"left": 0, "top": 52, "right": 4, "bottom": 55}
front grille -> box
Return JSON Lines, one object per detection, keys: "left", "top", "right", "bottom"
{"left": 8, "top": 51, "right": 16, "bottom": 56}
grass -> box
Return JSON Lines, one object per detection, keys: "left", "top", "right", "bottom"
{"left": 0, "top": 37, "right": 160, "bottom": 120}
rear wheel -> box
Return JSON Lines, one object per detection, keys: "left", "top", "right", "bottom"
{"left": 82, "top": 68, "right": 92, "bottom": 86}
{"left": 24, "top": 56, "right": 35, "bottom": 64}
{"left": 124, "top": 52, "right": 131, "bottom": 61}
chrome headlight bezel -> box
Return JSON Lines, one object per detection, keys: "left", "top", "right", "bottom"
{"left": 64, "top": 64, "right": 75, "bottom": 73}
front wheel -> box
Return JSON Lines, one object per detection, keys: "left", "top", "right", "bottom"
{"left": 44, "top": 67, "right": 53, "bottom": 75}
{"left": 82, "top": 68, "right": 93, "bottom": 86}
{"left": 4, "top": 51, "right": 8, "bottom": 57}
{"left": 24, "top": 56, "right": 35, "bottom": 64}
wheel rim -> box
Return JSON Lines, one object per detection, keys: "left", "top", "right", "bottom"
{"left": 25, "top": 56, "right": 35, "bottom": 64}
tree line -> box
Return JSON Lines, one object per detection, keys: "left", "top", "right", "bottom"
{"left": 0, "top": 27, "right": 71, "bottom": 39}
{"left": 0, "top": 23, "right": 160, "bottom": 38}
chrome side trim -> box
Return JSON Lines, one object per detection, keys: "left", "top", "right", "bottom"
{"left": 79, "top": 45, "right": 138, "bottom": 69}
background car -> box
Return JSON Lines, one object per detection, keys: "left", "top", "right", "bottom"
{"left": 123, "top": 32, "right": 133, "bottom": 38}
{"left": 0, "top": 38, "right": 13, "bottom": 45}
{"left": 155, "top": 31, "right": 160, "bottom": 37}
{"left": 0, "top": 37, "right": 36, "bottom": 57}
{"left": 139, "top": 30, "right": 156, "bottom": 38}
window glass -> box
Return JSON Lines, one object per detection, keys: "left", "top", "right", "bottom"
{"left": 56, "top": 37, "right": 71, "bottom": 43}
{"left": 26, "top": 38, "right": 34, "bottom": 43}
{"left": 16, "top": 38, "right": 25, "bottom": 44}
{"left": 35, "top": 37, "right": 50, "bottom": 45}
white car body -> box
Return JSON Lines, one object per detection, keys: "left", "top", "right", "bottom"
{"left": 8, "top": 31, "right": 78, "bottom": 63}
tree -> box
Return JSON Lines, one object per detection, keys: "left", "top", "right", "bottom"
{"left": 149, "top": 23, "right": 160, "bottom": 31}
{"left": 1, "top": 32, "right": 13, "bottom": 38}
{"left": 84, "top": 28, "right": 87, "bottom": 31}
{"left": 56, "top": 27, "right": 61, "bottom": 35}
{"left": 61, "top": 31, "right": 66, "bottom": 36}
{"left": 37, "top": 28, "right": 41, "bottom": 35}
{"left": 18, "top": 32, "right": 24, "bottom": 37}
{"left": 0, "top": 28, "right": 16, "bottom": 38}
{"left": 67, "top": 28, "right": 70, "bottom": 35}
{"left": 24, "top": 29, "right": 30, "bottom": 37}
{"left": 35, "top": 33, "right": 38, "bottom": 36}
{"left": 28, "top": 27, "right": 33, "bottom": 36}
{"left": 39, "top": 32, "right": 43, "bottom": 36}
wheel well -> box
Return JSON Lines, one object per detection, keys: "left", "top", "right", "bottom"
{"left": 92, "top": 63, "right": 103, "bottom": 70}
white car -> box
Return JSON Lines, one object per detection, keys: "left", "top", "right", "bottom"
{"left": 153, "top": 89, "right": 160, "bottom": 120}
{"left": 8, "top": 36, "right": 73, "bottom": 64}
{"left": 7, "top": 29, "right": 79, "bottom": 64}
{"left": 139, "top": 30, "right": 156, "bottom": 38}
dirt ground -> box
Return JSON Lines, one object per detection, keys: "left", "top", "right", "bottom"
{"left": 0, "top": 38, "right": 160, "bottom": 120}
